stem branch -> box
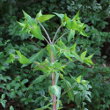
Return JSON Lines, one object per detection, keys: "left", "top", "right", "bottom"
{"left": 52, "top": 25, "right": 62, "bottom": 43}
{"left": 38, "top": 22, "right": 52, "bottom": 43}
{"left": 54, "top": 32, "right": 68, "bottom": 44}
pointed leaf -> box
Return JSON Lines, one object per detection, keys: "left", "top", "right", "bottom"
{"left": 10, "top": 106, "right": 14, "bottom": 110}
{"left": 33, "top": 75, "right": 47, "bottom": 84}
{"left": 54, "top": 13, "right": 64, "bottom": 20}
{"left": 29, "top": 49, "right": 45, "bottom": 62}
{"left": 16, "top": 51, "right": 30, "bottom": 64}
{"left": 36, "top": 10, "right": 42, "bottom": 18}
{"left": 23, "top": 11, "right": 34, "bottom": 25}
{"left": 30, "top": 24, "right": 44, "bottom": 40}
{"left": 81, "top": 51, "right": 87, "bottom": 60}
{"left": 76, "top": 76, "right": 82, "bottom": 83}
{"left": 64, "top": 79, "right": 74, "bottom": 101}
{"left": 36, "top": 15, "right": 55, "bottom": 22}
{"left": 68, "top": 30, "right": 75, "bottom": 42}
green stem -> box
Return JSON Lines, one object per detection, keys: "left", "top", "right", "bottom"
{"left": 50, "top": 44, "right": 57, "bottom": 110}
{"left": 52, "top": 25, "right": 62, "bottom": 43}
{"left": 38, "top": 21, "right": 52, "bottom": 43}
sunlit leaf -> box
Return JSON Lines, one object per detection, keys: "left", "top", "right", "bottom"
{"left": 76, "top": 76, "right": 82, "bottom": 83}
{"left": 36, "top": 15, "right": 55, "bottom": 22}
{"left": 16, "top": 50, "right": 30, "bottom": 64}
{"left": 49, "top": 85, "right": 61, "bottom": 99}
{"left": 81, "top": 51, "right": 87, "bottom": 60}
{"left": 30, "top": 24, "right": 44, "bottom": 40}
{"left": 68, "top": 30, "right": 75, "bottom": 42}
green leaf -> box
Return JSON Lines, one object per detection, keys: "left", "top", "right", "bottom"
{"left": 36, "top": 10, "right": 43, "bottom": 18}
{"left": 46, "top": 44, "right": 56, "bottom": 57}
{"left": 22, "top": 79, "right": 28, "bottom": 84}
{"left": 55, "top": 72, "right": 59, "bottom": 84}
{"left": 76, "top": 76, "right": 82, "bottom": 83}
{"left": 36, "top": 15, "right": 55, "bottom": 22}
{"left": 49, "top": 85, "right": 61, "bottom": 99}
{"left": 68, "top": 30, "right": 75, "bottom": 42}
{"left": 33, "top": 75, "right": 47, "bottom": 84}
{"left": 57, "top": 40, "right": 67, "bottom": 49}
{"left": 84, "top": 54, "right": 94, "bottom": 65}
{"left": 10, "top": 106, "right": 14, "bottom": 110}
{"left": 17, "top": 21, "right": 25, "bottom": 27}
{"left": 54, "top": 13, "right": 70, "bottom": 26}
{"left": 35, "top": 103, "right": 51, "bottom": 110}
{"left": 1, "top": 100, "right": 6, "bottom": 108}
{"left": 75, "top": 93, "right": 81, "bottom": 105}
{"left": 30, "top": 24, "right": 44, "bottom": 40}
{"left": 72, "top": 11, "right": 80, "bottom": 21}
{"left": 70, "top": 43, "right": 77, "bottom": 52}
{"left": 16, "top": 50, "right": 30, "bottom": 64}
{"left": 54, "top": 13, "right": 64, "bottom": 20}
{"left": 1, "top": 94, "right": 5, "bottom": 99}
{"left": 29, "top": 49, "right": 45, "bottom": 62}
{"left": 22, "top": 11, "right": 44, "bottom": 40}
{"left": 64, "top": 79, "right": 74, "bottom": 101}
{"left": 81, "top": 51, "right": 87, "bottom": 61}
{"left": 6, "top": 54, "right": 15, "bottom": 63}
{"left": 23, "top": 10, "right": 34, "bottom": 25}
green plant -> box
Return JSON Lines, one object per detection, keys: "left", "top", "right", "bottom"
{"left": 0, "top": 1, "right": 110, "bottom": 109}
{"left": 11, "top": 11, "right": 94, "bottom": 110}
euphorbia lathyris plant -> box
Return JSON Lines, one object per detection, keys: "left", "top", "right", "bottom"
{"left": 11, "top": 11, "right": 93, "bottom": 110}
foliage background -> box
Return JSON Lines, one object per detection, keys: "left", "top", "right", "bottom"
{"left": 0, "top": 0, "right": 110, "bottom": 110}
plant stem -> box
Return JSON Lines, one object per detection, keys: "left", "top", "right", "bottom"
{"left": 52, "top": 25, "right": 62, "bottom": 43}
{"left": 50, "top": 44, "right": 57, "bottom": 110}
{"left": 54, "top": 32, "right": 68, "bottom": 44}
{"left": 38, "top": 22, "right": 52, "bottom": 43}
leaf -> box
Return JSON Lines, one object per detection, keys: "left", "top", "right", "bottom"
{"left": 23, "top": 10, "right": 34, "bottom": 25}
{"left": 36, "top": 10, "right": 42, "bottom": 18}
{"left": 6, "top": 54, "right": 15, "bottom": 63}
{"left": 10, "top": 106, "right": 14, "bottom": 110}
{"left": 84, "top": 54, "right": 94, "bottom": 65}
{"left": 22, "top": 11, "right": 44, "bottom": 40}
{"left": 17, "top": 21, "right": 25, "bottom": 27}
{"left": 54, "top": 13, "right": 64, "bottom": 20}
{"left": 57, "top": 40, "right": 67, "bottom": 49}
{"left": 72, "top": 11, "right": 80, "bottom": 21}
{"left": 29, "top": 49, "right": 45, "bottom": 62}
{"left": 81, "top": 51, "right": 87, "bottom": 61}
{"left": 1, "top": 94, "right": 5, "bottom": 99}
{"left": 49, "top": 85, "right": 61, "bottom": 99}
{"left": 22, "top": 79, "right": 28, "bottom": 84}
{"left": 30, "top": 24, "right": 44, "bottom": 40}
{"left": 55, "top": 72, "right": 59, "bottom": 84}
{"left": 64, "top": 79, "right": 74, "bottom": 101}
{"left": 68, "top": 30, "right": 75, "bottom": 42}
{"left": 1, "top": 100, "right": 6, "bottom": 108}
{"left": 75, "top": 93, "right": 81, "bottom": 105}
{"left": 36, "top": 15, "right": 55, "bottom": 22}
{"left": 76, "top": 76, "right": 82, "bottom": 83}
{"left": 35, "top": 103, "right": 51, "bottom": 110}
{"left": 70, "top": 43, "right": 77, "bottom": 52}
{"left": 16, "top": 50, "right": 30, "bottom": 64}
{"left": 46, "top": 44, "right": 56, "bottom": 57}
{"left": 33, "top": 75, "right": 47, "bottom": 84}
{"left": 54, "top": 13, "right": 70, "bottom": 26}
